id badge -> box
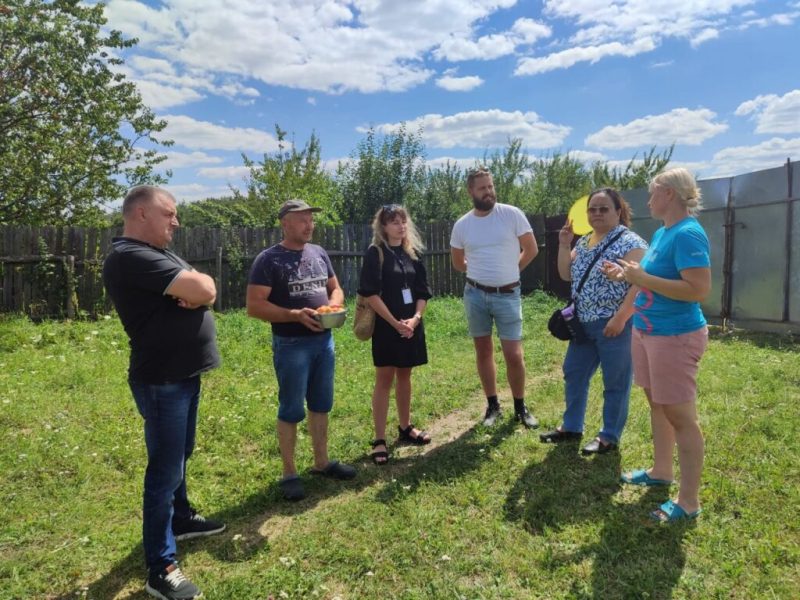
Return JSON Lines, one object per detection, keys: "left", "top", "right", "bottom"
{"left": 401, "top": 287, "right": 413, "bottom": 304}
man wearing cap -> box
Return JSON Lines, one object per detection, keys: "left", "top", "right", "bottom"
{"left": 246, "top": 199, "right": 356, "bottom": 501}
{"left": 450, "top": 167, "right": 540, "bottom": 430}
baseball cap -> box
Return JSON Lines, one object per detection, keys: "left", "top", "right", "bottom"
{"left": 278, "top": 199, "right": 322, "bottom": 219}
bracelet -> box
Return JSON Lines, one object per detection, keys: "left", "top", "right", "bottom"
{"left": 413, "top": 312, "right": 422, "bottom": 321}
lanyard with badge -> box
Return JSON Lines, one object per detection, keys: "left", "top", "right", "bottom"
{"left": 387, "top": 245, "right": 414, "bottom": 305}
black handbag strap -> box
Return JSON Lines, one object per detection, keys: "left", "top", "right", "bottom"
{"left": 573, "top": 230, "right": 624, "bottom": 298}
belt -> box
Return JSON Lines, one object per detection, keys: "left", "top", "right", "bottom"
{"left": 466, "top": 278, "right": 520, "bottom": 294}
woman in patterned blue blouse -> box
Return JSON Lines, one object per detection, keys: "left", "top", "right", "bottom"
{"left": 540, "top": 188, "right": 648, "bottom": 455}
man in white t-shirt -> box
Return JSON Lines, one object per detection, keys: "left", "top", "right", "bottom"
{"left": 450, "top": 167, "right": 539, "bottom": 428}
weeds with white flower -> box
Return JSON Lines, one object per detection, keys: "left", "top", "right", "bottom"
{"left": 279, "top": 556, "right": 295, "bottom": 567}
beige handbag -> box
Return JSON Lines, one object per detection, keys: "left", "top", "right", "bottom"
{"left": 353, "top": 245, "right": 384, "bottom": 341}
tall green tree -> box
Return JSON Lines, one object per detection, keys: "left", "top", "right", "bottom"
{"left": 237, "top": 126, "right": 338, "bottom": 225}
{"left": 411, "top": 161, "right": 471, "bottom": 222}
{"left": 590, "top": 146, "right": 674, "bottom": 191}
{"left": 522, "top": 152, "right": 592, "bottom": 215}
{"left": 483, "top": 138, "right": 533, "bottom": 207}
{"left": 335, "top": 125, "right": 426, "bottom": 223}
{"left": 177, "top": 197, "right": 259, "bottom": 228}
{"left": 0, "top": 0, "right": 170, "bottom": 225}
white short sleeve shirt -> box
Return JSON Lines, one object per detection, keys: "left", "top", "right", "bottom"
{"left": 450, "top": 203, "right": 532, "bottom": 286}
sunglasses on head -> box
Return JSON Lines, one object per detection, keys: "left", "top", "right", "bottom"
{"left": 587, "top": 206, "right": 613, "bottom": 214}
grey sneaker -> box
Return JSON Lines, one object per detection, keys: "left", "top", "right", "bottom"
{"left": 172, "top": 510, "right": 225, "bottom": 541}
{"left": 481, "top": 403, "right": 502, "bottom": 427}
{"left": 515, "top": 407, "right": 539, "bottom": 429}
{"left": 146, "top": 563, "right": 202, "bottom": 600}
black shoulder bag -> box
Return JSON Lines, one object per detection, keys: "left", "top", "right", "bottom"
{"left": 547, "top": 230, "right": 624, "bottom": 343}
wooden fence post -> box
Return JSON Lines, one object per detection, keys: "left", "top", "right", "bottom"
{"left": 64, "top": 255, "right": 75, "bottom": 319}
{"left": 215, "top": 246, "right": 223, "bottom": 312}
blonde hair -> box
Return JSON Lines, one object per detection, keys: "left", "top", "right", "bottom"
{"left": 370, "top": 204, "right": 425, "bottom": 260}
{"left": 650, "top": 167, "right": 703, "bottom": 215}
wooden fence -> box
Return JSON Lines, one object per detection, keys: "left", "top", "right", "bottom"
{"left": 0, "top": 215, "right": 562, "bottom": 318}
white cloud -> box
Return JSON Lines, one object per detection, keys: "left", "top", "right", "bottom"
{"left": 369, "top": 109, "right": 571, "bottom": 149}
{"left": 565, "top": 150, "right": 608, "bottom": 163}
{"left": 650, "top": 60, "right": 674, "bottom": 69}
{"left": 512, "top": 18, "right": 552, "bottom": 44}
{"left": 690, "top": 28, "right": 719, "bottom": 47}
{"left": 514, "top": 1, "right": 760, "bottom": 76}
{"left": 433, "top": 18, "right": 551, "bottom": 62}
{"left": 128, "top": 55, "right": 176, "bottom": 75}
{"left": 515, "top": 37, "right": 656, "bottom": 76}
{"left": 197, "top": 166, "right": 252, "bottom": 180}
{"left": 710, "top": 137, "right": 800, "bottom": 176}
{"left": 171, "top": 183, "right": 240, "bottom": 202}
{"left": 162, "top": 115, "right": 280, "bottom": 152}
{"left": 426, "top": 156, "right": 482, "bottom": 171}
{"left": 434, "top": 33, "right": 517, "bottom": 62}
{"left": 104, "top": 0, "right": 521, "bottom": 94}
{"left": 735, "top": 90, "right": 800, "bottom": 134}
{"left": 585, "top": 108, "right": 728, "bottom": 149}
{"left": 307, "top": 97, "right": 317, "bottom": 105}
{"left": 435, "top": 74, "right": 484, "bottom": 92}
{"left": 161, "top": 151, "right": 224, "bottom": 169}
{"left": 133, "top": 79, "right": 205, "bottom": 109}
{"left": 322, "top": 157, "right": 354, "bottom": 173}
{"left": 738, "top": 9, "right": 800, "bottom": 29}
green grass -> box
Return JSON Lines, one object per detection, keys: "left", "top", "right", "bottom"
{"left": 1, "top": 293, "right": 798, "bottom": 599}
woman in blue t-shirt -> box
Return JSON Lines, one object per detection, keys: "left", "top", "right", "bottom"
{"left": 604, "top": 168, "right": 711, "bottom": 523}
{"left": 540, "top": 188, "right": 647, "bottom": 455}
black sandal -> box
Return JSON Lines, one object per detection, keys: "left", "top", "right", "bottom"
{"left": 398, "top": 424, "right": 431, "bottom": 445}
{"left": 371, "top": 439, "right": 389, "bottom": 465}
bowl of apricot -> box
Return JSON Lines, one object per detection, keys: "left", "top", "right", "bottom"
{"left": 314, "top": 304, "right": 347, "bottom": 328}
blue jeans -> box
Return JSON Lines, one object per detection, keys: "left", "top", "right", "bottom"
{"left": 463, "top": 284, "right": 523, "bottom": 340}
{"left": 272, "top": 331, "right": 335, "bottom": 423}
{"left": 129, "top": 376, "right": 200, "bottom": 572}
{"left": 562, "top": 318, "right": 633, "bottom": 443}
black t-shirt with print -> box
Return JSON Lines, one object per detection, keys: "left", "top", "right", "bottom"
{"left": 248, "top": 243, "right": 335, "bottom": 337}
{"left": 102, "top": 237, "right": 220, "bottom": 384}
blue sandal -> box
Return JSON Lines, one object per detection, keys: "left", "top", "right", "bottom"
{"left": 650, "top": 500, "right": 701, "bottom": 523}
{"left": 621, "top": 469, "right": 673, "bottom": 487}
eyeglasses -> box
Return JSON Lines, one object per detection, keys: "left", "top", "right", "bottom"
{"left": 587, "top": 206, "right": 612, "bottom": 214}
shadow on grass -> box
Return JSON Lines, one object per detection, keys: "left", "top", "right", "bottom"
{"left": 374, "top": 417, "right": 517, "bottom": 503}
{"left": 504, "top": 443, "right": 692, "bottom": 598}
{"left": 708, "top": 326, "right": 799, "bottom": 350}
{"left": 57, "top": 420, "right": 514, "bottom": 599}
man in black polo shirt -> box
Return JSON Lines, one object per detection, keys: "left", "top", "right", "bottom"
{"left": 103, "top": 185, "right": 224, "bottom": 600}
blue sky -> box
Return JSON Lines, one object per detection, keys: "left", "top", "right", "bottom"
{"left": 98, "top": 0, "right": 800, "bottom": 202}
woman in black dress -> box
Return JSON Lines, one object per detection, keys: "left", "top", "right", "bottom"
{"left": 358, "top": 204, "right": 433, "bottom": 465}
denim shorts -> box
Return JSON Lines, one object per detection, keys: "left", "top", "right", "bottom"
{"left": 272, "top": 331, "right": 335, "bottom": 423}
{"left": 463, "top": 283, "right": 523, "bottom": 340}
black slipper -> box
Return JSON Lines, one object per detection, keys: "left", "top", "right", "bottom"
{"left": 279, "top": 475, "right": 305, "bottom": 501}
{"left": 310, "top": 460, "right": 357, "bottom": 480}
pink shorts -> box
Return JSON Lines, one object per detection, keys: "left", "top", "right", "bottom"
{"left": 631, "top": 327, "right": 708, "bottom": 405}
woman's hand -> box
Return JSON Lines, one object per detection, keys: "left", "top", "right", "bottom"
{"left": 600, "top": 260, "right": 624, "bottom": 282}
{"left": 394, "top": 319, "right": 414, "bottom": 338}
{"left": 603, "top": 313, "right": 626, "bottom": 337}
{"left": 399, "top": 317, "right": 418, "bottom": 338}
{"left": 617, "top": 258, "right": 646, "bottom": 286}
{"left": 558, "top": 219, "right": 575, "bottom": 247}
